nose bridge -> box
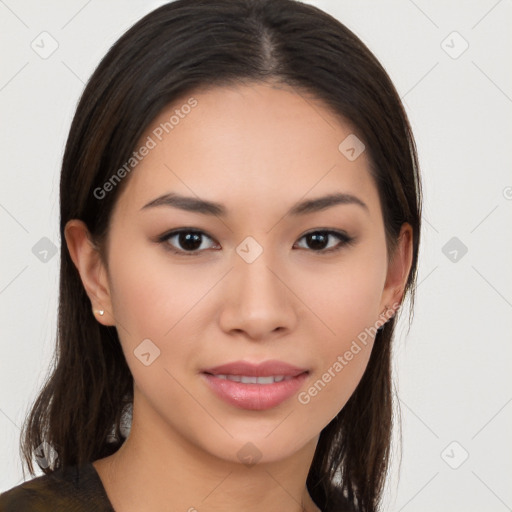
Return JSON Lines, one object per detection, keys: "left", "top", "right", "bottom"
{"left": 235, "top": 241, "right": 286, "bottom": 307}
{"left": 218, "top": 238, "right": 296, "bottom": 337}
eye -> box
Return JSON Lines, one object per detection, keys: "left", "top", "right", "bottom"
{"left": 294, "top": 230, "right": 355, "bottom": 253}
{"left": 158, "top": 228, "right": 355, "bottom": 256}
{"left": 158, "top": 229, "right": 219, "bottom": 256}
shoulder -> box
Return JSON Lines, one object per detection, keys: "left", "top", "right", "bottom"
{"left": 0, "top": 463, "right": 114, "bottom": 512}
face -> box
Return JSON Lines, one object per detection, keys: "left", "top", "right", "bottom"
{"left": 74, "top": 82, "right": 408, "bottom": 464}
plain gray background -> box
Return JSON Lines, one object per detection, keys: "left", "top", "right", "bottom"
{"left": 1, "top": 1, "right": 511, "bottom": 510}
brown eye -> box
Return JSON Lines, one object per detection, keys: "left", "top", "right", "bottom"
{"left": 158, "top": 228, "right": 355, "bottom": 257}
{"left": 294, "top": 230, "right": 354, "bottom": 253}
{"left": 159, "top": 229, "right": 218, "bottom": 256}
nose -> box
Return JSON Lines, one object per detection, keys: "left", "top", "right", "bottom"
{"left": 218, "top": 251, "right": 298, "bottom": 341}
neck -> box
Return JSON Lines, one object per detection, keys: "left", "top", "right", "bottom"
{"left": 93, "top": 390, "right": 322, "bottom": 512}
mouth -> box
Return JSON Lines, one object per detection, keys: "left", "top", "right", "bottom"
{"left": 200, "top": 360, "right": 310, "bottom": 410}
{"left": 203, "top": 374, "right": 303, "bottom": 384}
{"left": 201, "top": 359, "right": 309, "bottom": 378}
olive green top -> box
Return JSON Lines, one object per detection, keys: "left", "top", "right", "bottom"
{"left": 0, "top": 463, "right": 115, "bottom": 512}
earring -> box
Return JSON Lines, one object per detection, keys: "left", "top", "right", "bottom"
{"left": 94, "top": 309, "right": 105, "bottom": 316}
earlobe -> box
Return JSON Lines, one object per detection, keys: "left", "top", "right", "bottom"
{"left": 64, "top": 219, "right": 115, "bottom": 326}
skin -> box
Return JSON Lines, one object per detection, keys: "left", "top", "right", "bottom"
{"left": 65, "top": 82, "right": 413, "bottom": 512}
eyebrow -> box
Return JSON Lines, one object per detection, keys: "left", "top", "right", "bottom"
{"left": 141, "top": 191, "right": 369, "bottom": 217}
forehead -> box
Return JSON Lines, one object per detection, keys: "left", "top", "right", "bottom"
{"left": 112, "top": 82, "right": 379, "bottom": 220}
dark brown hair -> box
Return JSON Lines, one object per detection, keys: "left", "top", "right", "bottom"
{"left": 19, "top": 1, "right": 422, "bottom": 511}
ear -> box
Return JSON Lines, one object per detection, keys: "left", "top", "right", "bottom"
{"left": 378, "top": 222, "right": 414, "bottom": 324}
{"left": 64, "top": 219, "right": 115, "bottom": 326}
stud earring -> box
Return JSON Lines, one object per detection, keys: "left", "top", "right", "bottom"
{"left": 94, "top": 309, "right": 105, "bottom": 316}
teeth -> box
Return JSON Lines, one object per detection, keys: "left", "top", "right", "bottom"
{"left": 212, "top": 374, "right": 293, "bottom": 384}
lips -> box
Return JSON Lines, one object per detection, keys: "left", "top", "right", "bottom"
{"left": 200, "top": 359, "right": 310, "bottom": 410}
{"left": 201, "top": 359, "right": 308, "bottom": 378}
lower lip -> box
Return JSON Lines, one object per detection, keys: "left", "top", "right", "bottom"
{"left": 201, "top": 372, "right": 309, "bottom": 410}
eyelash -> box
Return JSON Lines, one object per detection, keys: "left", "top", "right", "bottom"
{"left": 157, "top": 228, "right": 355, "bottom": 257}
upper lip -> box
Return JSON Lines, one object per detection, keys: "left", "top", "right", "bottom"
{"left": 202, "top": 359, "right": 309, "bottom": 377}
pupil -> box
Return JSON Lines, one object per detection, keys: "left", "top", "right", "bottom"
{"left": 180, "top": 232, "right": 201, "bottom": 251}
{"left": 308, "top": 233, "right": 327, "bottom": 250}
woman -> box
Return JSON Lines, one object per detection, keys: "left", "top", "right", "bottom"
{"left": 0, "top": 0, "right": 421, "bottom": 510}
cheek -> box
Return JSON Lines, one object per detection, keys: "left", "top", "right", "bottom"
{"left": 107, "top": 242, "right": 219, "bottom": 374}
{"left": 297, "top": 286, "right": 379, "bottom": 424}
{"left": 292, "top": 246, "right": 386, "bottom": 415}
{"left": 108, "top": 241, "right": 203, "bottom": 338}
{"left": 301, "top": 244, "right": 387, "bottom": 346}
{"left": 106, "top": 243, "right": 201, "bottom": 402}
